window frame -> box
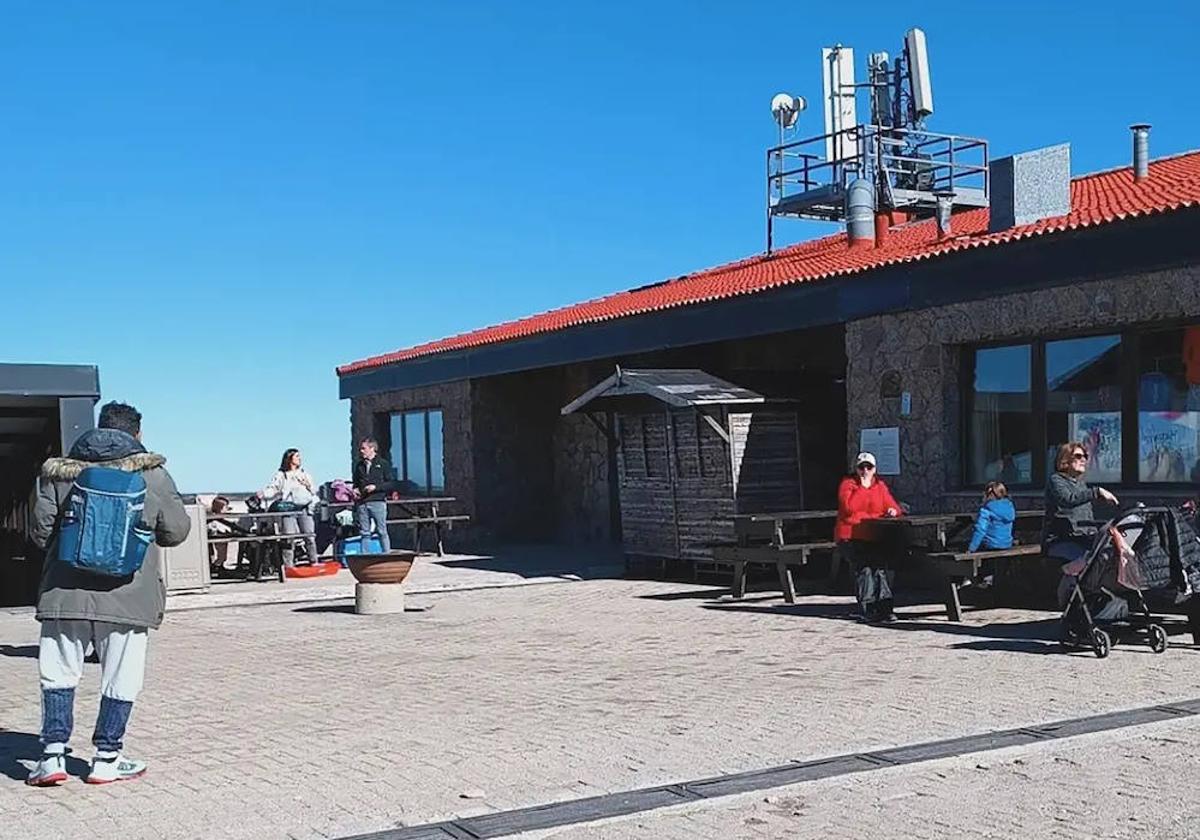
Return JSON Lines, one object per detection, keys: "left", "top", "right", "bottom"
{"left": 961, "top": 322, "right": 1200, "bottom": 492}
{"left": 388, "top": 407, "right": 445, "bottom": 495}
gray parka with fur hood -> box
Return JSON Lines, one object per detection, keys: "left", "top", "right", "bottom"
{"left": 32, "top": 428, "right": 191, "bottom": 629}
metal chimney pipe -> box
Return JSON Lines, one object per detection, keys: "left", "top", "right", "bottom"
{"left": 934, "top": 191, "right": 954, "bottom": 240}
{"left": 846, "top": 179, "right": 876, "bottom": 249}
{"left": 1131, "top": 124, "right": 1151, "bottom": 182}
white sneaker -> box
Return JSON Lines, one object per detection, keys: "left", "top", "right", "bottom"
{"left": 85, "top": 753, "right": 147, "bottom": 785}
{"left": 26, "top": 750, "right": 68, "bottom": 787}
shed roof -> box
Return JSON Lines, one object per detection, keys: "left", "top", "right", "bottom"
{"left": 561, "top": 368, "right": 764, "bottom": 415}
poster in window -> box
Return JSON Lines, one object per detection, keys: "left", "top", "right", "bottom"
{"left": 1138, "top": 412, "right": 1200, "bottom": 483}
{"left": 1069, "top": 412, "right": 1121, "bottom": 483}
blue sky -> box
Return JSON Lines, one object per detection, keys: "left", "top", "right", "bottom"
{"left": 1, "top": 1, "right": 1197, "bottom": 492}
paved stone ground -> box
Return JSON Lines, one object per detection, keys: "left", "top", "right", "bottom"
{"left": 514, "top": 717, "right": 1200, "bottom": 840}
{"left": 2, "top": 576, "right": 1199, "bottom": 839}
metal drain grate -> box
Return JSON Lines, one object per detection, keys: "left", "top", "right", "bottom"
{"left": 340, "top": 698, "right": 1200, "bottom": 840}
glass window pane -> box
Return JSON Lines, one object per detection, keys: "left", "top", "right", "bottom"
{"left": 967, "top": 345, "right": 1032, "bottom": 485}
{"left": 1046, "top": 335, "right": 1122, "bottom": 483}
{"left": 405, "top": 412, "right": 428, "bottom": 493}
{"left": 428, "top": 410, "right": 445, "bottom": 493}
{"left": 1138, "top": 326, "right": 1200, "bottom": 482}
{"left": 388, "top": 413, "right": 404, "bottom": 477}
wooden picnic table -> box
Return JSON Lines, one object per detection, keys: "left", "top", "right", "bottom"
{"left": 852, "top": 510, "right": 1047, "bottom": 621}
{"left": 732, "top": 509, "right": 837, "bottom": 547}
{"left": 716, "top": 510, "right": 840, "bottom": 603}
{"left": 853, "top": 509, "right": 1043, "bottom": 550}
{"left": 324, "top": 496, "right": 468, "bottom": 556}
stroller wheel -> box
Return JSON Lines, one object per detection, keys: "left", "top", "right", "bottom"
{"left": 1092, "top": 628, "right": 1111, "bottom": 659}
{"left": 1149, "top": 624, "right": 1168, "bottom": 654}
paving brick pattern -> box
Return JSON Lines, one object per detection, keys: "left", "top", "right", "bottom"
{"left": 519, "top": 718, "right": 1200, "bottom": 840}
{"left": 2, "top": 578, "right": 1199, "bottom": 839}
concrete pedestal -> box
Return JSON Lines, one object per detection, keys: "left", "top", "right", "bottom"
{"left": 355, "top": 582, "right": 405, "bottom": 615}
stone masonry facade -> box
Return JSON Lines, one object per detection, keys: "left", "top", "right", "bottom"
{"left": 350, "top": 362, "right": 614, "bottom": 550}
{"left": 846, "top": 264, "right": 1200, "bottom": 512}
{"left": 350, "top": 379, "right": 476, "bottom": 550}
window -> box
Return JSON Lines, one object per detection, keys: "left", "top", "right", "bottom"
{"left": 966, "top": 344, "right": 1032, "bottom": 485}
{"left": 388, "top": 409, "right": 445, "bottom": 494}
{"left": 1138, "top": 326, "right": 1200, "bottom": 483}
{"left": 1046, "top": 335, "right": 1122, "bottom": 483}
{"left": 964, "top": 325, "right": 1200, "bottom": 488}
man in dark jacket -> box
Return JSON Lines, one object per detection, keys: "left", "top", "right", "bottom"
{"left": 353, "top": 436, "right": 393, "bottom": 552}
{"left": 26, "top": 402, "right": 190, "bottom": 787}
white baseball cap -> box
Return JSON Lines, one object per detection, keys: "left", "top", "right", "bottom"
{"left": 854, "top": 452, "right": 877, "bottom": 468}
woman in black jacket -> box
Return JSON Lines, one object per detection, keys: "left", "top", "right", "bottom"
{"left": 1043, "top": 441, "right": 1119, "bottom": 565}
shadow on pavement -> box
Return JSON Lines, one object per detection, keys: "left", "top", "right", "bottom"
{"left": 431, "top": 543, "right": 623, "bottom": 581}
{"left": 292, "top": 603, "right": 431, "bottom": 615}
{"left": 0, "top": 730, "right": 91, "bottom": 783}
{"left": 638, "top": 588, "right": 751, "bottom": 602}
{"left": 702, "top": 600, "right": 1079, "bottom": 652}
{"left": 0, "top": 645, "right": 38, "bottom": 659}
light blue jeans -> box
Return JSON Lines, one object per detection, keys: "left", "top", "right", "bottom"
{"left": 355, "top": 501, "right": 391, "bottom": 552}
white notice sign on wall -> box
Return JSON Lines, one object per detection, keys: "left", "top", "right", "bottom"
{"left": 859, "top": 427, "right": 901, "bottom": 475}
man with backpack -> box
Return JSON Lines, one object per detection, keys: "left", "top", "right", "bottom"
{"left": 26, "top": 401, "right": 191, "bottom": 786}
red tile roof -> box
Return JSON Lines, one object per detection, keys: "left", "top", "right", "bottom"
{"left": 338, "top": 151, "right": 1200, "bottom": 376}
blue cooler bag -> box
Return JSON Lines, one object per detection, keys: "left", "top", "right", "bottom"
{"left": 335, "top": 534, "right": 385, "bottom": 567}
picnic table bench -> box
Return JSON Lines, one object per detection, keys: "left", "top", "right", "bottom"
{"left": 927, "top": 543, "right": 1043, "bottom": 621}
{"left": 711, "top": 539, "right": 838, "bottom": 603}
{"left": 712, "top": 510, "right": 839, "bottom": 602}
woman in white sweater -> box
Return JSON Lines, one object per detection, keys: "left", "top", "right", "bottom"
{"left": 258, "top": 448, "right": 320, "bottom": 567}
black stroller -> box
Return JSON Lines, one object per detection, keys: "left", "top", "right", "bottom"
{"left": 1060, "top": 505, "right": 1200, "bottom": 658}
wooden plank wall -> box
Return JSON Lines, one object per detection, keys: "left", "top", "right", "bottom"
{"left": 617, "top": 410, "right": 738, "bottom": 560}
{"left": 669, "top": 411, "right": 737, "bottom": 559}
{"left": 729, "top": 410, "right": 804, "bottom": 514}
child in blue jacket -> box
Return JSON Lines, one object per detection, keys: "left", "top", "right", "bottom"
{"left": 969, "top": 481, "right": 1016, "bottom": 552}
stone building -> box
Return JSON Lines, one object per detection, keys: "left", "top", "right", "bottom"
{"left": 337, "top": 144, "right": 1200, "bottom": 555}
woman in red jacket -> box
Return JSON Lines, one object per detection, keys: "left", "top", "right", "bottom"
{"left": 836, "top": 452, "right": 903, "bottom": 622}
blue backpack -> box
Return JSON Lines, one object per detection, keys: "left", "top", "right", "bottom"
{"left": 56, "top": 467, "right": 154, "bottom": 577}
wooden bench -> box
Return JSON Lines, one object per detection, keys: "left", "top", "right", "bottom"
{"left": 385, "top": 514, "right": 471, "bottom": 556}
{"left": 926, "top": 544, "right": 1043, "bottom": 621}
{"left": 710, "top": 540, "right": 837, "bottom": 604}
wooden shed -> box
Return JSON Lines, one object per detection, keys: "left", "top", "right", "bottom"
{"left": 561, "top": 368, "right": 804, "bottom": 563}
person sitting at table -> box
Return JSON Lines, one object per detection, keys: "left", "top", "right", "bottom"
{"left": 1044, "top": 442, "right": 1118, "bottom": 604}
{"left": 968, "top": 481, "right": 1016, "bottom": 553}
{"left": 206, "top": 495, "right": 236, "bottom": 575}
{"left": 965, "top": 481, "right": 1016, "bottom": 589}
{"left": 258, "top": 448, "right": 320, "bottom": 568}
{"left": 835, "top": 451, "right": 903, "bottom": 623}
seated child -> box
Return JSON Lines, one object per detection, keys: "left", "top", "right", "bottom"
{"left": 968, "top": 481, "right": 1016, "bottom": 553}
{"left": 968, "top": 482, "right": 1016, "bottom": 588}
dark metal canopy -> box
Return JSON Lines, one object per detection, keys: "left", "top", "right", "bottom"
{"left": 0, "top": 364, "right": 100, "bottom": 462}
{"left": 561, "top": 367, "right": 764, "bottom": 416}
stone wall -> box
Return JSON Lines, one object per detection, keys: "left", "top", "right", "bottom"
{"left": 470, "top": 370, "right": 560, "bottom": 543}
{"left": 554, "top": 363, "right": 614, "bottom": 543}
{"left": 846, "top": 264, "right": 1200, "bottom": 512}
{"left": 349, "top": 380, "right": 476, "bottom": 549}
